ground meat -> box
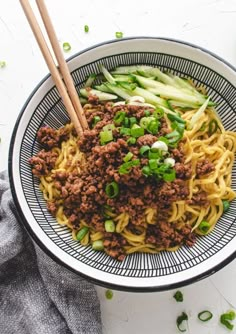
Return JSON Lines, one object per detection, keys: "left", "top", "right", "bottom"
{"left": 174, "top": 162, "right": 192, "bottom": 180}
{"left": 146, "top": 221, "right": 196, "bottom": 248}
{"left": 103, "top": 232, "right": 127, "bottom": 261}
{"left": 196, "top": 159, "right": 215, "bottom": 177}
{"left": 170, "top": 142, "right": 185, "bottom": 163}
{"left": 137, "top": 134, "right": 158, "bottom": 147}
{"left": 158, "top": 179, "right": 189, "bottom": 204}
{"left": 37, "top": 125, "right": 70, "bottom": 149}
{"left": 29, "top": 149, "right": 58, "bottom": 177}
{"left": 47, "top": 201, "right": 58, "bottom": 216}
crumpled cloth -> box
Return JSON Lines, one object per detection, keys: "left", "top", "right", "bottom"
{"left": 0, "top": 171, "right": 102, "bottom": 334}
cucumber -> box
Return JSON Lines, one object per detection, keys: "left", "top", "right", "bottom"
{"left": 80, "top": 88, "right": 118, "bottom": 101}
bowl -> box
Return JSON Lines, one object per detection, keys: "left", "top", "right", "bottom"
{"left": 9, "top": 37, "right": 236, "bottom": 292}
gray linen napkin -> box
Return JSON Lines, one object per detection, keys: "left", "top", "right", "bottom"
{"left": 0, "top": 171, "right": 102, "bottom": 334}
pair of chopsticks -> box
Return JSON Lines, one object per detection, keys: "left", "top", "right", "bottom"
{"left": 20, "top": 0, "right": 88, "bottom": 136}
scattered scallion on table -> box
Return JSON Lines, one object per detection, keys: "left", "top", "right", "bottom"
{"left": 115, "top": 32, "right": 123, "bottom": 38}
{"left": 0, "top": 61, "right": 6, "bottom": 68}
{"left": 84, "top": 24, "right": 89, "bottom": 33}
{"left": 220, "top": 310, "right": 236, "bottom": 331}
{"left": 198, "top": 310, "right": 213, "bottom": 322}
{"left": 173, "top": 290, "right": 183, "bottom": 302}
{"left": 176, "top": 312, "right": 188, "bottom": 332}
{"left": 62, "top": 42, "right": 71, "bottom": 52}
{"left": 105, "top": 289, "right": 114, "bottom": 300}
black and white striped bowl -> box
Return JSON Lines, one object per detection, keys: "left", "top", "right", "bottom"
{"left": 9, "top": 37, "right": 236, "bottom": 291}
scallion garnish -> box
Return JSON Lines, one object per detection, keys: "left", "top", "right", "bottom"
{"left": 144, "top": 110, "right": 151, "bottom": 116}
{"left": 76, "top": 227, "right": 89, "bottom": 241}
{"left": 129, "top": 117, "right": 137, "bottom": 127}
{"left": 163, "top": 169, "right": 176, "bottom": 182}
{"left": 123, "top": 152, "right": 133, "bottom": 162}
{"left": 0, "top": 61, "right": 6, "bottom": 68}
{"left": 199, "top": 122, "right": 207, "bottom": 131}
{"left": 149, "top": 159, "right": 158, "bottom": 170}
{"left": 139, "top": 145, "right": 150, "bottom": 156}
{"left": 115, "top": 32, "right": 123, "bottom": 38}
{"left": 167, "top": 113, "right": 186, "bottom": 124}
{"left": 92, "top": 240, "right": 104, "bottom": 251}
{"left": 120, "top": 127, "right": 131, "bottom": 136}
{"left": 103, "top": 124, "right": 115, "bottom": 131}
{"left": 124, "top": 117, "right": 130, "bottom": 127}
{"left": 62, "top": 42, "right": 71, "bottom": 52}
{"left": 198, "top": 220, "right": 211, "bottom": 234}
{"left": 100, "top": 130, "right": 113, "bottom": 144}
{"left": 92, "top": 116, "right": 101, "bottom": 127}
{"left": 118, "top": 159, "right": 140, "bottom": 175}
{"left": 153, "top": 107, "right": 164, "bottom": 119}
{"left": 173, "top": 290, "right": 183, "bottom": 302}
{"left": 105, "top": 289, "right": 114, "bottom": 300}
{"left": 220, "top": 310, "right": 236, "bottom": 331}
{"left": 105, "top": 181, "right": 119, "bottom": 198}
{"left": 176, "top": 312, "right": 188, "bottom": 332}
{"left": 84, "top": 24, "right": 89, "bottom": 33}
{"left": 208, "top": 119, "right": 220, "bottom": 135}
{"left": 127, "top": 137, "right": 136, "bottom": 145}
{"left": 105, "top": 220, "right": 115, "bottom": 232}
{"left": 142, "top": 166, "right": 152, "bottom": 177}
{"left": 114, "top": 111, "right": 126, "bottom": 124}
{"left": 146, "top": 120, "right": 159, "bottom": 135}
{"left": 222, "top": 200, "right": 230, "bottom": 212}
{"left": 130, "top": 125, "right": 144, "bottom": 138}
{"left": 198, "top": 310, "right": 213, "bottom": 322}
{"left": 140, "top": 117, "right": 154, "bottom": 129}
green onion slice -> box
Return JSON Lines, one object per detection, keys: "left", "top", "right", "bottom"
{"left": 198, "top": 220, "right": 211, "bottom": 234}
{"left": 176, "top": 312, "right": 188, "bottom": 332}
{"left": 76, "top": 227, "right": 89, "bottom": 241}
{"left": 92, "top": 116, "right": 101, "bottom": 127}
{"left": 0, "top": 61, "right": 6, "bottom": 68}
{"left": 173, "top": 290, "right": 183, "bottom": 302}
{"left": 114, "top": 111, "right": 126, "bottom": 124}
{"left": 120, "top": 127, "right": 131, "bottom": 136}
{"left": 139, "top": 145, "right": 150, "bottom": 156}
{"left": 222, "top": 200, "right": 230, "bottom": 212}
{"left": 118, "top": 159, "right": 140, "bottom": 175}
{"left": 100, "top": 130, "right": 113, "bottom": 144}
{"left": 105, "top": 220, "right": 115, "bottom": 232}
{"left": 127, "top": 137, "right": 136, "bottom": 145}
{"left": 220, "top": 310, "right": 236, "bottom": 330}
{"left": 123, "top": 152, "right": 134, "bottom": 162}
{"left": 130, "top": 125, "right": 144, "bottom": 138}
{"left": 115, "top": 32, "right": 123, "bottom": 38}
{"left": 147, "top": 120, "right": 159, "bottom": 135}
{"left": 198, "top": 310, "right": 213, "bottom": 322}
{"left": 208, "top": 119, "right": 220, "bottom": 135}
{"left": 92, "top": 240, "right": 104, "bottom": 251}
{"left": 105, "top": 289, "right": 114, "bottom": 300}
{"left": 129, "top": 117, "right": 137, "bottom": 127}
{"left": 163, "top": 169, "right": 176, "bottom": 182}
{"left": 142, "top": 166, "right": 151, "bottom": 177}
{"left": 105, "top": 181, "right": 119, "bottom": 198}
{"left": 84, "top": 24, "right": 89, "bottom": 33}
{"left": 62, "top": 42, "right": 71, "bottom": 52}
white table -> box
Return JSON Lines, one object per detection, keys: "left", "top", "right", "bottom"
{"left": 1, "top": 1, "right": 236, "bottom": 333}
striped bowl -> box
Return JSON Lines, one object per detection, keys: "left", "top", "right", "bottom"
{"left": 9, "top": 37, "right": 236, "bottom": 291}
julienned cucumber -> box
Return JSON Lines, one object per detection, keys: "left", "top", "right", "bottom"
{"left": 80, "top": 88, "right": 118, "bottom": 100}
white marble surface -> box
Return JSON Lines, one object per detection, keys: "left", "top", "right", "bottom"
{"left": 1, "top": 0, "right": 236, "bottom": 333}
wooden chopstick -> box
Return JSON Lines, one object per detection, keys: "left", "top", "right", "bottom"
{"left": 35, "top": 0, "right": 88, "bottom": 131}
{"left": 19, "top": 0, "right": 87, "bottom": 137}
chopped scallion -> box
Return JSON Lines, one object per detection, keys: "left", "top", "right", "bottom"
{"left": 123, "top": 152, "right": 134, "bottom": 162}
{"left": 115, "top": 32, "right": 123, "bottom": 38}
{"left": 100, "top": 130, "right": 113, "bottom": 144}
{"left": 118, "top": 159, "right": 140, "bottom": 175}
{"left": 114, "top": 111, "right": 126, "bottom": 124}
{"left": 222, "top": 200, "right": 230, "bottom": 212}
{"left": 105, "top": 289, "right": 114, "bottom": 300}
{"left": 127, "top": 137, "right": 136, "bottom": 145}
{"left": 105, "top": 220, "right": 115, "bottom": 232}
{"left": 176, "top": 312, "right": 188, "bottom": 332}
{"left": 62, "top": 42, "right": 71, "bottom": 52}
{"left": 92, "top": 116, "right": 101, "bottom": 127}
{"left": 76, "top": 227, "right": 89, "bottom": 241}
{"left": 208, "top": 119, "right": 220, "bottom": 135}
{"left": 130, "top": 125, "right": 144, "bottom": 138}
{"left": 84, "top": 24, "right": 89, "bottom": 33}
{"left": 105, "top": 181, "right": 119, "bottom": 198}
{"left": 173, "top": 290, "right": 183, "bottom": 302}
{"left": 198, "top": 310, "right": 213, "bottom": 322}
{"left": 198, "top": 220, "right": 211, "bottom": 234}
{"left": 0, "top": 61, "right": 6, "bottom": 68}
{"left": 139, "top": 145, "right": 150, "bottom": 156}
{"left": 92, "top": 240, "right": 104, "bottom": 251}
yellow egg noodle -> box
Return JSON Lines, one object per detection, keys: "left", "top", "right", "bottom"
{"left": 38, "top": 107, "right": 236, "bottom": 255}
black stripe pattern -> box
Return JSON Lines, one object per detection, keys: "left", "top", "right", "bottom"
{"left": 18, "top": 52, "right": 236, "bottom": 278}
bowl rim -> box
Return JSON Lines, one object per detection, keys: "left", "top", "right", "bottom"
{"left": 8, "top": 36, "right": 236, "bottom": 292}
